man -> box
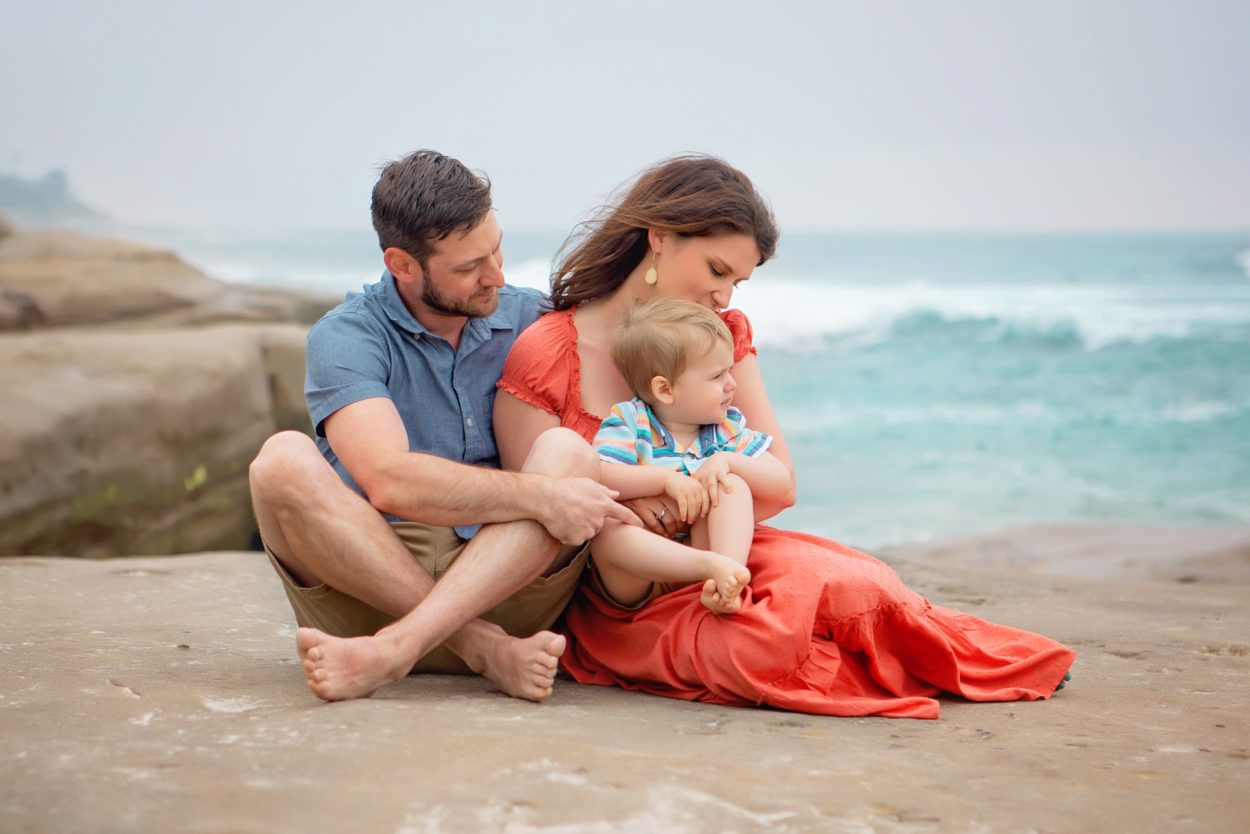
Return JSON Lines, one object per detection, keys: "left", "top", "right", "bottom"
{"left": 249, "top": 150, "right": 639, "bottom": 702}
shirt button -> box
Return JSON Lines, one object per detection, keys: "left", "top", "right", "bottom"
{"left": 466, "top": 417, "right": 474, "bottom": 427}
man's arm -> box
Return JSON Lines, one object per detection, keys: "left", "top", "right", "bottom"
{"left": 325, "top": 397, "right": 635, "bottom": 544}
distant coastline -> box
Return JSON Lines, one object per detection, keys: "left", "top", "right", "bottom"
{"left": 0, "top": 169, "right": 108, "bottom": 226}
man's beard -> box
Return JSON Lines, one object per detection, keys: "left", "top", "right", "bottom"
{"left": 420, "top": 280, "right": 500, "bottom": 319}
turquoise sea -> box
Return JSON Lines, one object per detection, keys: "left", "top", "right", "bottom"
{"left": 136, "top": 226, "right": 1250, "bottom": 548}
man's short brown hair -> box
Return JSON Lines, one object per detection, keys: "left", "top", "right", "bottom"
{"left": 370, "top": 150, "right": 492, "bottom": 267}
{"left": 611, "top": 297, "right": 733, "bottom": 404}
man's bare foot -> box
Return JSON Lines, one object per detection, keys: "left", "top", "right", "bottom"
{"left": 466, "top": 631, "right": 566, "bottom": 703}
{"left": 296, "top": 627, "right": 412, "bottom": 702}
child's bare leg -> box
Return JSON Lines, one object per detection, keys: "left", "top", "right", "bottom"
{"left": 689, "top": 474, "right": 754, "bottom": 564}
{"left": 591, "top": 521, "right": 749, "bottom": 613}
{"left": 690, "top": 475, "right": 754, "bottom": 613}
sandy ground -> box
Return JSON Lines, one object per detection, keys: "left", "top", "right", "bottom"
{"left": 3, "top": 528, "right": 1249, "bottom": 833}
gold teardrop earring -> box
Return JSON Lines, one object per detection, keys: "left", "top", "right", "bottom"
{"left": 644, "top": 251, "right": 659, "bottom": 285}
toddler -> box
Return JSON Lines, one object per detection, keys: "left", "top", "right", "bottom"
{"left": 591, "top": 297, "right": 791, "bottom": 614}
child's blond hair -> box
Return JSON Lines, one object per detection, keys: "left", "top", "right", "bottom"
{"left": 610, "top": 297, "right": 733, "bottom": 404}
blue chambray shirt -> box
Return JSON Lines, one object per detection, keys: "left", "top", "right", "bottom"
{"left": 305, "top": 271, "right": 546, "bottom": 539}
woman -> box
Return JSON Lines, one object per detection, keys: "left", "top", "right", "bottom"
{"left": 494, "top": 154, "right": 1074, "bottom": 719}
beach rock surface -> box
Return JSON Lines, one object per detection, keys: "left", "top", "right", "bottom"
{"left": 0, "top": 223, "right": 338, "bottom": 556}
{"left": 2, "top": 535, "right": 1247, "bottom": 833}
{"left": 0, "top": 226, "right": 338, "bottom": 331}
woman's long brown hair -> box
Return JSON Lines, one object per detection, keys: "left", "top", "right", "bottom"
{"left": 549, "top": 154, "right": 778, "bottom": 311}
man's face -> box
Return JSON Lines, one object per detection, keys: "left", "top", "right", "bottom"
{"left": 419, "top": 212, "right": 506, "bottom": 319}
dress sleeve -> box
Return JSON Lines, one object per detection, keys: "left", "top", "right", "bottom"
{"left": 719, "top": 308, "right": 758, "bottom": 362}
{"left": 304, "top": 313, "right": 392, "bottom": 438}
{"left": 720, "top": 407, "right": 773, "bottom": 457}
{"left": 595, "top": 401, "right": 642, "bottom": 465}
{"left": 497, "top": 313, "right": 566, "bottom": 416}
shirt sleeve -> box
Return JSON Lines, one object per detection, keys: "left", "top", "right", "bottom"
{"left": 719, "top": 308, "right": 758, "bottom": 363}
{"left": 304, "top": 313, "right": 392, "bottom": 438}
{"left": 719, "top": 407, "right": 773, "bottom": 457}
{"left": 595, "top": 401, "right": 642, "bottom": 465}
{"left": 497, "top": 313, "right": 564, "bottom": 415}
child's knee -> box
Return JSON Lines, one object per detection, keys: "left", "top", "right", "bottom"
{"left": 725, "top": 474, "right": 751, "bottom": 497}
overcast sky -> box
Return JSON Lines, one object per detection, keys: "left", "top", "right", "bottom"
{"left": 2, "top": 0, "right": 1248, "bottom": 232}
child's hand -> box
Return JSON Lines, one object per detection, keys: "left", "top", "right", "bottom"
{"left": 663, "top": 471, "right": 709, "bottom": 523}
{"left": 694, "top": 453, "right": 734, "bottom": 508}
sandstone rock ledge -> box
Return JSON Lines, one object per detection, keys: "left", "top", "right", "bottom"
{"left": 0, "top": 223, "right": 339, "bottom": 557}
{"left": 2, "top": 536, "right": 1248, "bottom": 834}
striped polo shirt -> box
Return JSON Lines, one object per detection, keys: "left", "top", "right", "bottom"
{"left": 594, "top": 397, "right": 773, "bottom": 475}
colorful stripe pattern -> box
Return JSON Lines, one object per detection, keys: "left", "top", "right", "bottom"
{"left": 594, "top": 397, "right": 773, "bottom": 475}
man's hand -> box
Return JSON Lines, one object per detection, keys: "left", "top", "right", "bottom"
{"left": 535, "top": 477, "right": 643, "bottom": 545}
{"left": 663, "top": 471, "right": 709, "bottom": 524}
{"left": 693, "top": 453, "right": 735, "bottom": 508}
{"left": 621, "top": 495, "right": 688, "bottom": 539}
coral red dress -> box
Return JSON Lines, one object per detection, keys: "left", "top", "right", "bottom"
{"left": 499, "top": 309, "right": 1075, "bottom": 719}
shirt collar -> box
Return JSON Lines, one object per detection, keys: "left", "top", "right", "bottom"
{"left": 640, "top": 399, "right": 721, "bottom": 457}
{"left": 379, "top": 271, "right": 427, "bottom": 335}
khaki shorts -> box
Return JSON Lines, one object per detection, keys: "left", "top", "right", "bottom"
{"left": 265, "top": 521, "right": 589, "bottom": 674}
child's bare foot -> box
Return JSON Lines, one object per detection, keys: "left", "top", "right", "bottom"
{"left": 700, "top": 579, "right": 740, "bottom": 614}
{"left": 699, "top": 556, "right": 750, "bottom": 615}
{"left": 296, "top": 627, "right": 412, "bottom": 702}
{"left": 467, "top": 631, "right": 566, "bottom": 703}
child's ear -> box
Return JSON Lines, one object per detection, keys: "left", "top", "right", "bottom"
{"left": 650, "top": 375, "right": 675, "bottom": 405}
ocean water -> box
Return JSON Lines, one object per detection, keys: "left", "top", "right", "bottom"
{"left": 135, "top": 226, "right": 1250, "bottom": 548}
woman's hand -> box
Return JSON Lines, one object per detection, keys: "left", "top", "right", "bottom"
{"left": 621, "top": 495, "right": 689, "bottom": 539}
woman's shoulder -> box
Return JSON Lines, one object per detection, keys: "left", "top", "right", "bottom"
{"left": 509, "top": 309, "right": 576, "bottom": 362}
{"left": 499, "top": 309, "right": 578, "bottom": 413}
{"left": 718, "top": 308, "right": 757, "bottom": 362}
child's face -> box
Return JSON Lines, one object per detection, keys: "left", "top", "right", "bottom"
{"left": 665, "top": 340, "right": 737, "bottom": 426}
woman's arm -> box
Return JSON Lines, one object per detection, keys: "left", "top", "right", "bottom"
{"left": 494, "top": 390, "right": 561, "bottom": 472}
{"left": 729, "top": 353, "right": 797, "bottom": 519}
{"left": 720, "top": 450, "right": 793, "bottom": 503}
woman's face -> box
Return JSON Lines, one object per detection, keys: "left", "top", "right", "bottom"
{"left": 654, "top": 232, "right": 761, "bottom": 312}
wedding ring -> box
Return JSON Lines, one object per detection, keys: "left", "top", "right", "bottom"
{"left": 655, "top": 506, "right": 669, "bottom": 522}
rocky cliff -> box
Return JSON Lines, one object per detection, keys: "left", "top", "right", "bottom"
{"left": 0, "top": 221, "right": 339, "bottom": 556}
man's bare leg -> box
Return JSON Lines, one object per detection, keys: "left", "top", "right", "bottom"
{"left": 250, "top": 430, "right": 582, "bottom": 701}
{"left": 285, "top": 428, "right": 598, "bottom": 701}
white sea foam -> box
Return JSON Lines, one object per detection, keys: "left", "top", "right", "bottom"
{"left": 736, "top": 278, "right": 1250, "bottom": 351}
{"left": 504, "top": 264, "right": 1250, "bottom": 351}
{"left": 182, "top": 242, "right": 1250, "bottom": 352}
